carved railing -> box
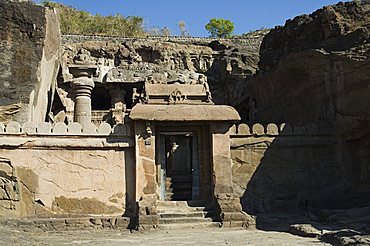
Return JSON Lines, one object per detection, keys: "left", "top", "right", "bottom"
{"left": 229, "top": 122, "right": 333, "bottom": 136}
{"left": 0, "top": 121, "right": 132, "bottom": 136}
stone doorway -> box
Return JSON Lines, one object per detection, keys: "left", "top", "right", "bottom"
{"left": 159, "top": 132, "right": 200, "bottom": 201}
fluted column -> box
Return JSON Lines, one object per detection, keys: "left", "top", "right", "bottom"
{"left": 72, "top": 73, "right": 95, "bottom": 128}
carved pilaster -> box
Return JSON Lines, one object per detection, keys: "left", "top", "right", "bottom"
{"left": 211, "top": 122, "right": 256, "bottom": 227}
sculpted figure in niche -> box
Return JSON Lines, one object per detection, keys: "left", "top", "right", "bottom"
{"left": 198, "top": 74, "right": 212, "bottom": 102}
{"left": 133, "top": 88, "right": 148, "bottom": 104}
{"left": 132, "top": 88, "right": 140, "bottom": 104}
{"left": 166, "top": 137, "right": 191, "bottom": 176}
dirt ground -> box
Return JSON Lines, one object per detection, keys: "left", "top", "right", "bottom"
{"left": 1, "top": 225, "right": 330, "bottom": 245}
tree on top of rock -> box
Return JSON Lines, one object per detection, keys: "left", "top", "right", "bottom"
{"left": 205, "top": 18, "right": 234, "bottom": 38}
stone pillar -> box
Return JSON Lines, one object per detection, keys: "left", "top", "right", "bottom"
{"left": 72, "top": 73, "right": 95, "bottom": 128}
{"left": 211, "top": 122, "right": 255, "bottom": 227}
{"left": 134, "top": 121, "right": 159, "bottom": 229}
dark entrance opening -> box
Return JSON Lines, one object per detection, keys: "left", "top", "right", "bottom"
{"left": 165, "top": 135, "right": 192, "bottom": 201}
{"left": 91, "top": 84, "right": 111, "bottom": 110}
{"left": 159, "top": 133, "right": 200, "bottom": 201}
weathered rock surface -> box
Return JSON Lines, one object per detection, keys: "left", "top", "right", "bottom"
{"left": 61, "top": 32, "right": 267, "bottom": 108}
{"left": 0, "top": 0, "right": 61, "bottom": 124}
{"left": 247, "top": 1, "right": 370, "bottom": 126}
{"left": 290, "top": 224, "right": 323, "bottom": 238}
{"left": 240, "top": 1, "right": 370, "bottom": 212}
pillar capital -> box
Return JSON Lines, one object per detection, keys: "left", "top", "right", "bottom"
{"left": 72, "top": 76, "right": 95, "bottom": 98}
{"left": 72, "top": 76, "right": 95, "bottom": 88}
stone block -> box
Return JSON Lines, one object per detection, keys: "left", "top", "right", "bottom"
{"left": 101, "top": 218, "right": 112, "bottom": 228}
{"left": 115, "top": 217, "right": 130, "bottom": 229}
{"left": 237, "top": 123, "right": 251, "bottom": 135}
{"left": 83, "top": 122, "right": 97, "bottom": 134}
{"left": 112, "top": 123, "right": 127, "bottom": 135}
{"left": 22, "top": 122, "right": 36, "bottom": 134}
{"left": 37, "top": 122, "right": 51, "bottom": 134}
{"left": 89, "top": 218, "right": 103, "bottom": 226}
{"left": 6, "top": 121, "right": 21, "bottom": 134}
{"left": 68, "top": 122, "right": 82, "bottom": 134}
{"left": 0, "top": 160, "right": 13, "bottom": 177}
{"left": 50, "top": 219, "right": 67, "bottom": 230}
{"left": 139, "top": 215, "right": 159, "bottom": 225}
{"left": 266, "top": 123, "right": 279, "bottom": 135}
{"left": 76, "top": 218, "right": 93, "bottom": 228}
{"left": 222, "top": 212, "right": 247, "bottom": 222}
{"left": 33, "top": 219, "right": 53, "bottom": 227}
{"left": 53, "top": 122, "right": 67, "bottom": 134}
{"left": 229, "top": 124, "right": 237, "bottom": 135}
{"left": 0, "top": 123, "right": 4, "bottom": 133}
{"left": 108, "top": 217, "right": 117, "bottom": 227}
{"left": 252, "top": 123, "right": 265, "bottom": 136}
{"left": 98, "top": 122, "right": 112, "bottom": 135}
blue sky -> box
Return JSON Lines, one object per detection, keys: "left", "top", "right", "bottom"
{"left": 36, "top": 0, "right": 343, "bottom": 36}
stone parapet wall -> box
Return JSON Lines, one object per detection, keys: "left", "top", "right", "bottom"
{"left": 229, "top": 122, "right": 333, "bottom": 137}
{"left": 229, "top": 122, "right": 343, "bottom": 214}
{"left": 0, "top": 121, "right": 135, "bottom": 220}
{"left": 0, "top": 121, "right": 132, "bottom": 136}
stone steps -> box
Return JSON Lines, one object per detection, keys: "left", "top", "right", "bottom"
{"left": 158, "top": 222, "right": 221, "bottom": 230}
{"left": 157, "top": 201, "right": 220, "bottom": 229}
{"left": 165, "top": 192, "right": 192, "bottom": 201}
{"left": 165, "top": 183, "right": 192, "bottom": 190}
{"left": 165, "top": 175, "right": 192, "bottom": 201}
{"left": 159, "top": 211, "right": 217, "bottom": 218}
{"left": 159, "top": 217, "right": 214, "bottom": 224}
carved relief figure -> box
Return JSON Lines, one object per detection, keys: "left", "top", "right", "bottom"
{"left": 168, "top": 89, "right": 187, "bottom": 104}
{"left": 198, "top": 74, "right": 212, "bottom": 102}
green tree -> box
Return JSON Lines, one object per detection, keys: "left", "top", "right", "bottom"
{"left": 41, "top": 1, "right": 145, "bottom": 36}
{"left": 205, "top": 18, "right": 234, "bottom": 38}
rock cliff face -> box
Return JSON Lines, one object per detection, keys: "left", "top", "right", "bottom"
{"left": 247, "top": 1, "right": 370, "bottom": 125}
{"left": 0, "top": 0, "right": 61, "bottom": 124}
{"left": 235, "top": 1, "right": 370, "bottom": 213}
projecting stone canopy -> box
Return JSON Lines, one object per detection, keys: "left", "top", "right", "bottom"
{"left": 129, "top": 104, "right": 241, "bottom": 121}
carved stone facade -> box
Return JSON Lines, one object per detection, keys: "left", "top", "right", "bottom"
{"left": 0, "top": 0, "right": 369, "bottom": 233}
